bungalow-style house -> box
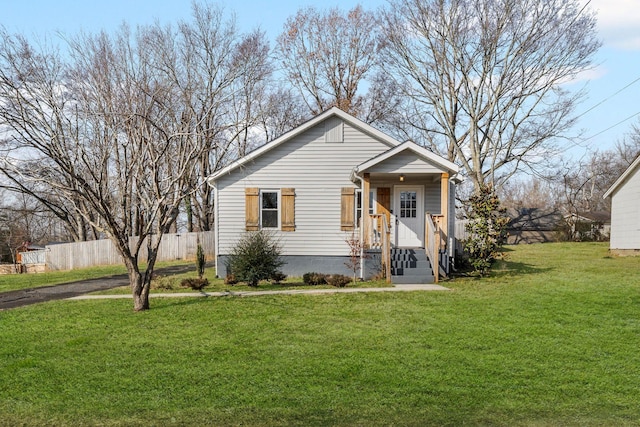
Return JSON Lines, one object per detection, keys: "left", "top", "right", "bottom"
{"left": 603, "top": 154, "right": 640, "bottom": 255}
{"left": 207, "top": 108, "right": 460, "bottom": 283}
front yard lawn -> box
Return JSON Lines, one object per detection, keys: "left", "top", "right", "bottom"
{"left": 0, "top": 242, "right": 639, "bottom": 426}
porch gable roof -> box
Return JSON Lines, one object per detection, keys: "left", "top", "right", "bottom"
{"left": 352, "top": 141, "right": 459, "bottom": 178}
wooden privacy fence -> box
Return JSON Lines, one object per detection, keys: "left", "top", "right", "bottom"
{"left": 22, "top": 231, "right": 215, "bottom": 271}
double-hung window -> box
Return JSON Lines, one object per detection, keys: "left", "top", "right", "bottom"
{"left": 260, "top": 190, "right": 279, "bottom": 228}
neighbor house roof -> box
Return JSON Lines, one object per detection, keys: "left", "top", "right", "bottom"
{"left": 565, "top": 211, "right": 611, "bottom": 224}
{"left": 603, "top": 154, "right": 640, "bottom": 199}
{"left": 507, "top": 207, "right": 563, "bottom": 231}
{"left": 207, "top": 107, "right": 402, "bottom": 183}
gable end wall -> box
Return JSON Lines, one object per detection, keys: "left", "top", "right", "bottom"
{"left": 610, "top": 166, "right": 640, "bottom": 250}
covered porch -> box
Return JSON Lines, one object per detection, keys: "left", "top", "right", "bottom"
{"left": 350, "top": 142, "right": 459, "bottom": 284}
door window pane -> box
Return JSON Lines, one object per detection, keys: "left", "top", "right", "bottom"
{"left": 400, "top": 191, "right": 417, "bottom": 218}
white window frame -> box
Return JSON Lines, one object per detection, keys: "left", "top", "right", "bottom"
{"left": 260, "top": 189, "right": 280, "bottom": 229}
{"left": 355, "top": 188, "right": 376, "bottom": 229}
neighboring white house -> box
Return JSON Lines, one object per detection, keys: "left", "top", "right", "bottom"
{"left": 207, "top": 107, "right": 460, "bottom": 283}
{"left": 603, "top": 154, "right": 640, "bottom": 255}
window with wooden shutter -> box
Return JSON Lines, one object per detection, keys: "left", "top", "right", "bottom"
{"left": 281, "top": 188, "right": 295, "bottom": 231}
{"left": 341, "top": 187, "right": 355, "bottom": 231}
{"left": 245, "top": 188, "right": 259, "bottom": 231}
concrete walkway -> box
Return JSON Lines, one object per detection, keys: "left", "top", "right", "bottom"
{"left": 70, "top": 284, "right": 450, "bottom": 301}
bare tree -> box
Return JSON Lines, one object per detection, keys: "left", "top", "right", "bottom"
{"left": 257, "top": 86, "right": 308, "bottom": 142}
{"left": 500, "top": 177, "right": 559, "bottom": 210}
{"left": 276, "top": 5, "right": 386, "bottom": 119}
{"left": 226, "top": 29, "right": 273, "bottom": 158}
{"left": 153, "top": 4, "right": 275, "bottom": 232}
{"left": 0, "top": 24, "right": 203, "bottom": 310}
{"left": 558, "top": 125, "right": 640, "bottom": 218}
{"left": 381, "top": 0, "right": 601, "bottom": 191}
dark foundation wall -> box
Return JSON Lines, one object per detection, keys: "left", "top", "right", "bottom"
{"left": 216, "top": 252, "right": 382, "bottom": 280}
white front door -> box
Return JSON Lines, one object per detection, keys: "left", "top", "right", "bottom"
{"left": 395, "top": 186, "right": 424, "bottom": 247}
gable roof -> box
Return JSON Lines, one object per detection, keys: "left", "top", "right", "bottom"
{"left": 565, "top": 211, "right": 611, "bottom": 224}
{"left": 603, "top": 154, "right": 640, "bottom": 199}
{"left": 207, "top": 107, "right": 401, "bottom": 183}
{"left": 353, "top": 141, "right": 459, "bottom": 177}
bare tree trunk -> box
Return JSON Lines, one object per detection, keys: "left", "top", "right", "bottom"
{"left": 128, "top": 267, "right": 150, "bottom": 312}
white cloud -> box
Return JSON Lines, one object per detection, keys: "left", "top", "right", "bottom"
{"left": 584, "top": 0, "right": 640, "bottom": 50}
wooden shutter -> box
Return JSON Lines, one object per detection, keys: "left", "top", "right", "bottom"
{"left": 341, "top": 187, "right": 355, "bottom": 231}
{"left": 377, "top": 187, "right": 391, "bottom": 228}
{"left": 245, "top": 188, "right": 259, "bottom": 231}
{"left": 281, "top": 188, "right": 295, "bottom": 231}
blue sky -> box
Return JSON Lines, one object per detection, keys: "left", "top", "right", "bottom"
{"left": 3, "top": 0, "right": 640, "bottom": 160}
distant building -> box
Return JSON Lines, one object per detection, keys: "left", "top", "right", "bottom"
{"left": 506, "top": 208, "right": 563, "bottom": 244}
{"left": 603, "top": 155, "right": 640, "bottom": 255}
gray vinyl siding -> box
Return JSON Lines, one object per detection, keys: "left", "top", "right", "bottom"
{"left": 610, "top": 166, "right": 640, "bottom": 249}
{"left": 424, "top": 180, "right": 441, "bottom": 214}
{"left": 216, "top": 121, "right": 392, "bottom": 256}
{"left": 367, "top": 151, "right": 443, "bottom": 174}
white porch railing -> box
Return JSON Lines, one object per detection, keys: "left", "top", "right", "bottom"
{"left": 369, "top": 214, "right": 391, "bottom": 283}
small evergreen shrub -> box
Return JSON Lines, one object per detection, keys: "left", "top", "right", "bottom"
{"left": 228, "top": 230, "right": 284, "bottom": 287}
{"left": 270, "top": 270, "right": 287, "bottom": 284}
{"left": 196, "top": 244, "right": 206, "bottom": 279}
{"left": 224, "top": 273, "right": 238, "bottom": 285}
{"left": 181, "top": 277, "right": 209, "bottom": 290}
{"left": 152, "top": 276, "right": 179, "bottom": 290}
{"left": 465, "top": 184, "right": 509, "bottom": 275}
{"left": 303, "top": 272, "right": 328, "bottom": 286}
{"left": 327, "top": 274, "right": 350, "bottom": 287}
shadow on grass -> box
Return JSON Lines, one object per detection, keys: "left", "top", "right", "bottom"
{"left": 489, "top": 259, "right": 552, "bottom": 278}
{"left": 452, "top": 258, "right": 552, "bottom": 281}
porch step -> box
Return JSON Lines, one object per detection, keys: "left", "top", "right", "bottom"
{"left": 390, "top": 248, "right": 434, "bottom": 284}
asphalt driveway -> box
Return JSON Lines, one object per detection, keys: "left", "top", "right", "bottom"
{"left": 0, "top": 264, "right": 195, "bottom": 310}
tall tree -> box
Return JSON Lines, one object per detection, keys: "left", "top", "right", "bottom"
{"left": 381, "top": 0, "right": 601, "bottom": 191}
{"left": 276, "top": 5, "right": 388, "bottom": 119}
{"left": 0, "top": 24, "right": 202, "bottom": 310}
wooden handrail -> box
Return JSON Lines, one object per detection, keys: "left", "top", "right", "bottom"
{"left": 425, "top": 213, "right": 440, "bottom": 283}
{"left": 369, "top": 214, "right": 391, "bottom": 282}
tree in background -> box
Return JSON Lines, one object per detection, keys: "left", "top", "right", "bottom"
{"left": 276, "top": 5, "right": 396, "bottom": 122}
{"left": 381, "top": 0, "right": 601, "bottom": 191}
{"left": 465, "top": 185, "right": 509, "bottom": 275}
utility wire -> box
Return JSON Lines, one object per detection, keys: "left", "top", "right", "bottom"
{"left": 574, "top": 75, "right": 640, "bottom": 121}
{"left": 579, "top": 111, "right": 640, "bottom": 144}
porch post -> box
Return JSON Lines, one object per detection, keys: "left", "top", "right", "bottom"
{"left": 363, "top": 173, "right": 371, "bottom": 248}
{"left": 440, "top": 172, "right": 449, "bottom": 245}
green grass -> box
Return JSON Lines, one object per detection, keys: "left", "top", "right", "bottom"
{"left": 1, "top": 242, "right": 639, "bottom": 426}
